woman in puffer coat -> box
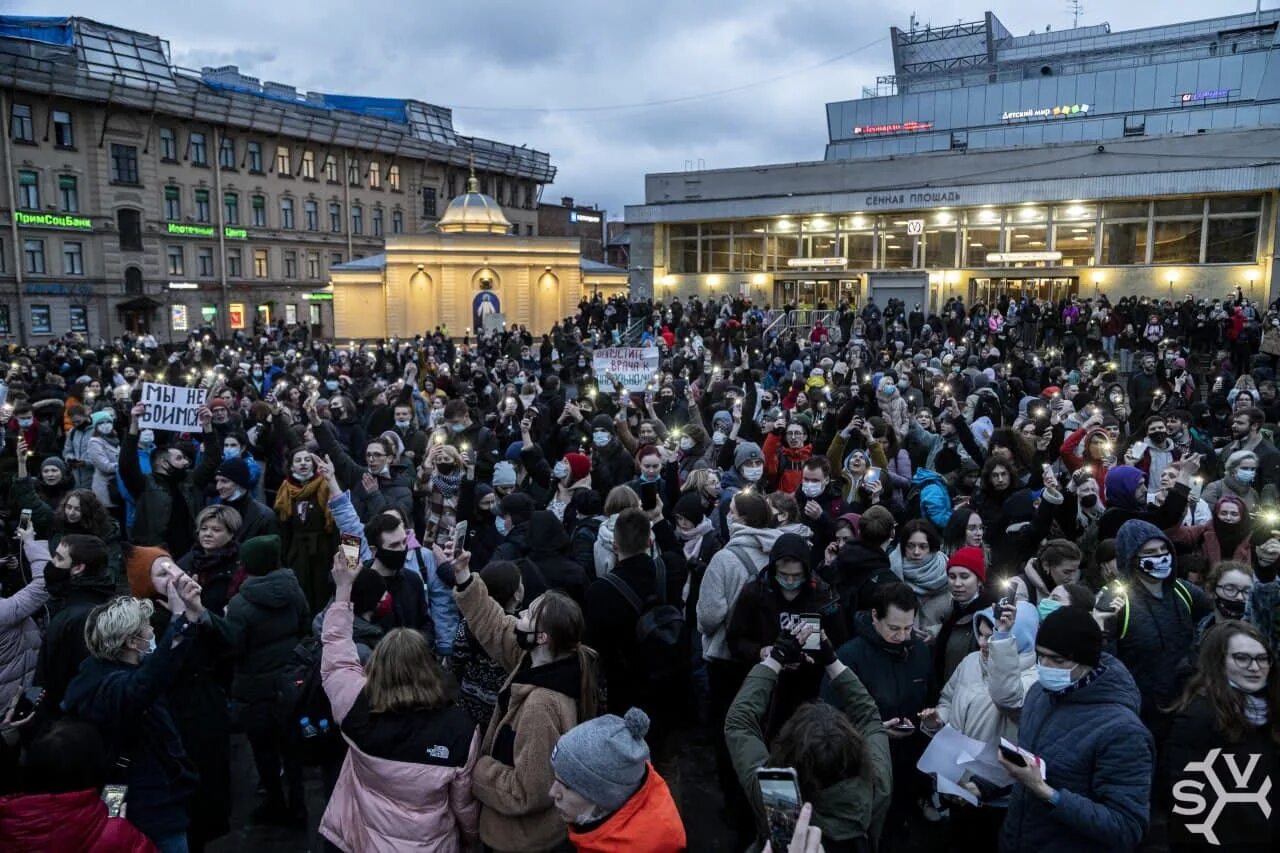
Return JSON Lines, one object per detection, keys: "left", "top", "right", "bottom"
{"left": 84, "top": 411, "right": 120, "bottom": 512}
{"left": 919, "top": 600, "right": 1040, "bottom": 846}
{"left": 320, "top": 552, "right": 479, "bottom": 852}
{"left": 0, "top": 525, "right": 49, "bottom": 711}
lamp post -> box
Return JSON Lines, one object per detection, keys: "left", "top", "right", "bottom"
{"left": 1092, "top": 273, "right": 1101, "bottom": 298}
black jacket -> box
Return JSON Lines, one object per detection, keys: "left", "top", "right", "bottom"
{"left": 821, "top": 542, "right": 896, "bottom": 633}
{"left": 830, "top": 610, "right": 936, "bottom": 720}
{"left": 34, "top": 573, "right": 117, "bottom": 711}
{"left": 590, "top": 439, "right": 636, "bottom": 499}
{"left": 369, "top": 559, "right": 431, "bottom": 637}
{"left": 223, "top": 569, "right": 310, "bottom": 704}
{"left": 222, "top": 490, "right": 280, "bottom": 542}
{"left": 526, "top": 510, "right": 588, "bottom": 603}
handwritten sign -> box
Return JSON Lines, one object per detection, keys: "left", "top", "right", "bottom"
{"left": 139, "top": 383, "right": 207, "bottom": 433}
{"left": 592, "top": 347, "right": 660, "bottom": 392}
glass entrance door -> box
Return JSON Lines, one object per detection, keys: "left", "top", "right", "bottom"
{"left": 970, "top": 277, "right": 1078, "bottom": 306}
{"left": 776, "top": 277, "right": 857, "bottom": 308}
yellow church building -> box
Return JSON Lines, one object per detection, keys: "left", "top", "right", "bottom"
{"left": 328, "top": 172, "right": 627, "bottom": 338}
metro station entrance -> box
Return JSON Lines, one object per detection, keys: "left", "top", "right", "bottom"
{"left": 775, "top": 276, "right": 861, "bottom": 308}
{"left": 970, "top": 276, "right": 1079, "bottom": 306}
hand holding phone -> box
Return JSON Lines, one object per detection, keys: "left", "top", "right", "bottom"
{"left": 339, "top": 533, "right": 361, "bottom": 570}
{"left": 757, "top": 767, "right": 802, "bottom": 852}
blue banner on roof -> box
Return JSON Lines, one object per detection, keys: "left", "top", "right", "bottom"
{"left": 313, "top": 94, "right": 410, "bottom": 124}
{"left": 0, "top": 16, "right": 74, "bottom": 46}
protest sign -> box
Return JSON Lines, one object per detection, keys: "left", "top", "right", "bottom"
{"left": 139, "top": 382, "right": 207, "bottom": 432}
{"left": 592, "top": 347, "right": 660, "bottom": 392}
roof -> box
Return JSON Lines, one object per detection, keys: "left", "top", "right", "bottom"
{"left": 331, "top": 254, "right": 387, "bottom": 272}
{"left": 580, "top": 258, "right": 627, "bottom": 274}
{"left": 438, "top": 177, "right": 513, "bottom": 234}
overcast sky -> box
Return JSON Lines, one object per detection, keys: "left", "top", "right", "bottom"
{"left": 11, "top": 1, "right": 1271, "bottom": 217}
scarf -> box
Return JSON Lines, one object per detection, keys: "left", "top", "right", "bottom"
{"left": 190, "top": 540, "right": 241, "bottom": 583}
{"left": 889, "top": 548, "right": 949, "bottom": 595}
{"left": 272, "top": 474, "right": 333, "bottom": 529}
{"left": 1241, "top": 691, "right": 1269, "bottom": 727}
{"left": 431, "top": 470, "right": 463, "bottom": 499}
{"left": 677, "top": 517, "right": 714, "bottom": 561}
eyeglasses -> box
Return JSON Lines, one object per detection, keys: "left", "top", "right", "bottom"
{"left": 366, "top": 451, "right": 387, "bottom": 459}
{"left": 1229, "top": 652, "right": 1272, "bottom": 669}
{"left": 1216, "top": 584, "right": 1252, "bottom": 599}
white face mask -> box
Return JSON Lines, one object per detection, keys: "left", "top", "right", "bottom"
{"left": 95, "top": 422, "right": 114, "bottom": 435}
{"left": 743, "top": 464, "right": 764, "bottom": 482}
{"left": 139, "top": 429, "right": 155, "bottom": 446}
{"left": 712, "top": 431, "right": 727, "bottom": 446}
{"left": 802, "top": 481, "right": 824, "bottom": 498}
{"left": 678, "top": 436, "right": 694, "bottom": 451}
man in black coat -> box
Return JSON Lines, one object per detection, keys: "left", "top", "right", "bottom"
{"left": 33, "top": 533, "right": 115, "bottom": 712}
{"left": 587, "top": 414, "right": 636, "bottom": 499}
{"left": 820, "top": 506, "right": 898, "bottom": 632}
{"left": 213, "top": 457, "right": 279, "bottom": 542}
{"left": 361, "top": 513, "right": 431, "bottom": 635}
{"left": 442, "top": 399, "right": 499, "bottom": 484}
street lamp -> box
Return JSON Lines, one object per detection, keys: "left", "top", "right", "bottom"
{"left": 1247, "top": 269, "right": 1259, "bottom": 300}
{"left": 1092, "top": 273, "right": 1102, "bottom": 297}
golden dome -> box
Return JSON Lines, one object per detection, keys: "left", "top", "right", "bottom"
{"left": 438, "top": 168, "right": 512, "bottom": 235}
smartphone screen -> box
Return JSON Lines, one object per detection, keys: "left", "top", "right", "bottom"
{"left": 757, "top": 768, "right": 801, "bottom": 851}
{"left": 864, "top": 467, "right": 882, "bottom": 485}
{"left": 640, "top": 481, "right": 658, "bottom": 510}
{"left": 339, "top": 533, "right": 361, "bottom": 569}
{"left": 999, "top": 744, "right": 1028, "bottom": 767}
{"left": 452, "top": 521, "right": 469, "bottom": 555}
{"left": 800, "top": 614, "right": 822, "bottom": 650}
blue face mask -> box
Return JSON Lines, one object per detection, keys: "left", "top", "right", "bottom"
{"left": 495, "top": 516, "right": 507, "bottom": 535}
{"left": 1236, "top": 468, "right": 1257, "bottom": 484}
{"left": 1037, "top": 665, "right": 1076, "bottom": 692}
{"left": 324, "top": 380, "right": 339, "bottom": 391}
{"left": 592, "top": 431, "right": 610, "bottom": 447}
{"left": 450, "top": 423, "right": 466, "bottom": 434}
{"left": 640, "top": 471, "right": 660, "bottom": 483}
{"left": 1037, "top": 599, "right": 1062, "bottom": 621}
{"left": 776, "top": 577, "right": 805, "bottom": 592}
{"left": 223, "top": 446, "right": 241, "bottom": 460}
{"left": 17, "top": 418, "right": 33, "bottom": 429}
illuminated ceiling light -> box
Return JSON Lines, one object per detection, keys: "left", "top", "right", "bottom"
{"left": 1072, "top": 227, "right": 1089, "bottom": 233}
{"left": 1020, "top": 209, "right": 1039, "bottom": 221}
{"left": 887, "top": 244, "right": 902, "bottom": 249}
{"left": 892, "top": 220, "right": 908, "bottom": 226}
{"left": 969, "top": 242, "right": 983, "bottom": 247}
{"left": 1014, "top": 233, "right": 1031, "bottom": 239}
{"left": 808, "top": 218, "right": 830, "bottom": 230}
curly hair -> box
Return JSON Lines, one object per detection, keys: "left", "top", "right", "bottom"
{"left": 55, "top": 489, "right": 112, "bottom": 539}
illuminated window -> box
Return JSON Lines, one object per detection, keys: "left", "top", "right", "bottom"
{"left": 254, "top": 249, "right": 268, "bottom": 278}
{"left": 275, "top": 145, "right": 291, "bottom": 174}
{"left": 388, "top": 164, "right": 400, "bottom": 191}
{"left": 301, "top": 150, "right": 316, "bottom": 179}
{"left": 369, "top": 161, "right": 381, "bottom": 188}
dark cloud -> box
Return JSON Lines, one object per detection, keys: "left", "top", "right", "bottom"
{"left": 11, "top": 0, "right": 1239, "bottom": 217}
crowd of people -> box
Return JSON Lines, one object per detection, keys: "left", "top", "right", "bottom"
{"left": 0, "top": 287, "right": 1276, "bottom": 853}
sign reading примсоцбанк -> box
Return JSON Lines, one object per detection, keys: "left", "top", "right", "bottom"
{"left": 138, "top": 383, "right": 207, "bottom": 432}
{"left": 592, "top": 347, "right": 660, "bottom": 392}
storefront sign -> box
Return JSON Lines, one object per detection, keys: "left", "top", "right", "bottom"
{"left": 305, "top": 291, "right": 333, "bottom": 301}
{"left": 171, "top": 305, "right": 189, "bottom": 331}
{"left": 862, "top": 190, "right": 963, "bottom": 209}
{"left": 166, "top": 222, "right": 247, "bottom": 239}
{"left": 139, "top": 382, "right": 207, "bottom": 432}
{"left": 570, "top": 210, "right": 602, "bottom": 224}
{"left": 1001, "top": 104, "right": 1090, "bottom": 121}
{"left": 228, "top": 303, "right": 246, "bottom": 330}
{"left": 1179, "top": 88, "right": 1229, "bottom": 103}
{"left": 168, "top": 281, "right": 199, "bottom": 290}
{"left": 15, "top": 211, "right": 93, "bottom": 231}
{"left": 592, "top": 347, "right": 661, "bottom": 392}
{"left": 24, "top": 282, "right": 93, "bottom": 298}
{"left": 786, "top": 257, "right": 848, "bottom": 268}
{"left": 986, "top": 251, "right": 1063, "bottom": 263}
{"left": 853, "top": 121, "right": 933, "bottom": 135}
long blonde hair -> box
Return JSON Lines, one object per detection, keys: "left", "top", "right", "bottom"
{"left": 364, "top": 628, "right": 450, "bottom": 713}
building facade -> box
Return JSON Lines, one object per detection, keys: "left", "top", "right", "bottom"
{"left": 537, "top": 196, "right": 606, "bottom": 261}
{"left": 625, "top": 9, "right": 1280, "bottom": 310}
{"left": 0, "top": 16, "right": 555, "bottom": 344}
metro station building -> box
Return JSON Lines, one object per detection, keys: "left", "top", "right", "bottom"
{"left": 625, "top": 9, "right": 1280, "bottom": 310}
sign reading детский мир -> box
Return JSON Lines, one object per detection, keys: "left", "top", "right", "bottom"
{"left": 138, "top": 382, "right": 207, "bottom": 432}
{"left": 592, "top": 347, "right": 661, "bottom": 392}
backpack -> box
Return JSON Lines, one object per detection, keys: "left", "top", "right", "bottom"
{"left": 1118, "top": 579, "right": 1193, "bottom": 640}
{"left": 604, "top": 557, "right": 686, "bottom": 692}
{"left": 275, "top": 635, "right": 344, "bottom": 766}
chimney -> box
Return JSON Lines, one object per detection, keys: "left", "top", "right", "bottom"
{"left": 561, "top": 196, "right": 574, "bottom": 209}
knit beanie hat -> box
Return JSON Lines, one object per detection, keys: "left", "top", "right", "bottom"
{"left": 240, "top": 534, "right": 282, "bottom": 577}
{"left": 216, "top": 457, "right": 252, "bottom": 491}
{"left": 564, "top": 452, "right": 591, "bottom": 483}
{"left": 504, "top": 441, "right": 524, "bottom": 463}
{"left": 126, "top": 545, "right": 170, "bottom": 598}
{"left": 1035, "top": 605, "right": 1103, "bottom": 668}
{"left": 591, "top": 414, "right": 615, "bottom": 434}
{"left": 673, "top": 492, "right": 706, "bottom": 526}
{"left": 947, "top": 546, "right": 987, "bottom": 583}
{"left": 492, "top": 460, "right": 518, "bottom": 488}
{"left": 551, "top": 707, "right": 651, "bottom": 812}
{"left": 90, "top": 410, "right": 114, "bottom": 427}
{"left": 734, "top": 441, "right": 764, "bottom": 470}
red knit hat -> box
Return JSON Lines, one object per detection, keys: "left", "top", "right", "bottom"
{"left": 564, "top": 452, "right": 592, "bottom": 483}
{"left": 947, "top": 546, "right": 987, "bottom": 583}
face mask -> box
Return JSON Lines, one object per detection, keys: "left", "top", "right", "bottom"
{"left": 375, "top": 547, "right": 408, "bottom": 572}
{"left": 1149, "top": 432, "right": 1167, "bottom": 445}
{"left": 1079, "top": 493, "right": 1099, "bottom": 509}
{"left": 592, "top": 431, "right": 610, "bottom": 447}
{"left": 743, "top": 464, "right": 764, "bottom": 482}
{"left": 802, "top": 481, "right": 824, "bottom": 498}
{"left": 395, "top": 418, "right": 412, "bottom": 430}
{"left": 553, "top": 461, "right": 570, "bottom": 480}
{"left": 1037, "top": 599, "right": 1063, "bottom": 621}
{"left": 324, "top": 380, "right": 339, "bottom": 391}
{"left": 1236, "top": 469, "right": 1257, "bottom": 484}
{"left": 678, "top": 436, "right": 694, "bottom": 451}
{"left": 1216, "top": 596, "right": 1247, "bottom": 619}
{"left": 515, "top": 627, "right": 539, "bottom": 651}
{"left": 450, "top": 422, "right": 466, "bottom": 434}
{"left": 713, "top": 431, "right": 727, "bottom": 446}
{"left": 253, "top": 369, "right": 263, "bottom": 378}
{"left": 495, "top": 516, "right": 507, "bottom": 535}
{"left": 96, "top": 422, "right": 114, "bottom": 436}
{"left": 640, "top": 471, "right": 660, "bottom": 483}
{"left": 223, "top": 446, "right": 241, "bottom": 459}
{"left": 776, "top": 576, "right": 805, "bottom": 592}
{"left": 1139, "top": 553, "right": 1174, "bottom": 579}
{"left": 139, "top": 429, "right": 155, "bottom": 446}
{"left": 1037, "top": 665, "right": 1076, "bottom": 692}
{"left": 292, "top": 463, "right": 314, "bottom": 480}
{"left": 44, "top": 562, "right": 73, "bottom": 594}
{"left": 17, "top": 418, "right": 33, "bottom": 429}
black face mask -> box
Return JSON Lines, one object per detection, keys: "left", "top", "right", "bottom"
{"left": 1149, "top": 432, "right": 1168, "bottom": 444}
{"left": 1079, "top": 494, "right": 1099, "bottom": 509}
{"left": 44, "top": 562, "right": 73, "bottom": 595}
{"left": 375, "top": 547, "right": 408, "bottom": 572}
{"left": 436, "top": 464, "right": 457, "bottom": 476}
{"left": 1216, "top": 595, "right": 1247, "bottom": 620}
{"left": 515, "top": 627, "right": 539, "bottom": 651}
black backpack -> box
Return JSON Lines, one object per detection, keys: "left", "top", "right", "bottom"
{"left": 604, "top": 557, "right": 685, "bottom": 690}
{"left": 275, "top": 635, "right": 344, "bottom": 766}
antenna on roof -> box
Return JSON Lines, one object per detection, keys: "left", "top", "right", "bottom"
{"left": 909, "top": 11, "right": 918, "bottom": 32}
{"left": 1067, "top": 0, "right": 1085, "bottom": 28}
